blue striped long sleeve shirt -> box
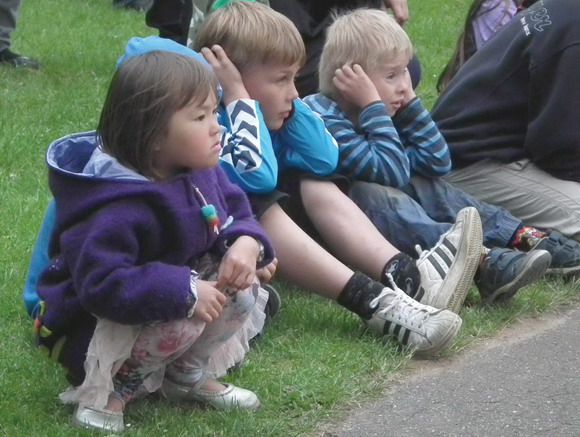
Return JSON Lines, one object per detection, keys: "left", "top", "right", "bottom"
{"left": 304, "top": 94, "right": 451, "bottom": 188}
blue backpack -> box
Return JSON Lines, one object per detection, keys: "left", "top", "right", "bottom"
{"left": 24, "top": 199, "right": 55, "bottom": 318}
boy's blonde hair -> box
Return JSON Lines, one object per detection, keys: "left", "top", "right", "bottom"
{"left": 319, "top": 9, "right": 413, "bottom": 98}
{"left": 194, "top": 1, "right": 305, "bottom": 72}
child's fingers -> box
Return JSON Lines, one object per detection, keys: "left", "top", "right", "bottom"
{"left": 333, "top": 75, "right": 346, "bottom": 90}
{"left": 239, "top": 270, "right": 256, "bottom": 290}
{"left": 236, "top": 264, "right": 256, "bottom": 289}
{"left": 201, "top": 48, "right": 222, "bottom": 71}
{"left": 256, "top": 266, "right": 273, "bottom": 283}
{"left": 216, "top": 261, "right": 233, "bottom": 289}
{"left": 212, "top": 299, "right": 223, "bottom": 315}
{"left": 198, "top": 311, "right": 213, "bottom": 324}
{"left": 226, "top": 266, "right": 245, "bottom": 290}
{"left": 244, "top": 271, "right": 256, "bottom": 289}
{"left": 266, "top": 260, "right": 277, "bottom": 277}
{"left": 334, "top": 67, "right": 346, "bottom": 81}
{"left": 211, "top": 44, "right": 227, "bottom": 59}
{"left": 352, "top": 64, "right": 362, "bottom": 73}
{"left": 215, "top": 292, "right": 226, "bottom": 305}
{"left": 200, "top": 47, "right": 215, "bottom": 61}
{"left": 215, "top": 275, "right": 229, "bottom": 291}
{"left": 207, "top": 306, "right": 220, "bottom": 321}
{"left": 351, "top": 64, "right": 367, "bottom": 78}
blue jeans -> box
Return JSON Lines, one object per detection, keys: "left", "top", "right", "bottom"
{"left": 349, "top": 175, "right": 522, "bottom": 255}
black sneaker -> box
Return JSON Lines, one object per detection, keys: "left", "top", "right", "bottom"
{"left": 261, "top": 283, "right": 281, "bottom": 323}
{"left": 0, "top": 49, "right": 40, "bottom": 69}
{"left": 532, "top": 231, "right": 580, "bottom": 277}
{"left": 476, "top": 248, "right": 552, "bottom": 304}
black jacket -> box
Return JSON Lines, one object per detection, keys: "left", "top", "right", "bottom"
{"left": 432, "top": 0, "right": 580, "bottom": 183}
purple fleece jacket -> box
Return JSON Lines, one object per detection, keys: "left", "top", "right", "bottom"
{"left": 37, "top": 131, "right": 273, "bottom": 383}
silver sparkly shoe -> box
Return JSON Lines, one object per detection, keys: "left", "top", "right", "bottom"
{"left": 160, "top": 377, "right": 261, "bottom": 410}
{"left": 72, "top": 404, "right": 124, "bottom": 433}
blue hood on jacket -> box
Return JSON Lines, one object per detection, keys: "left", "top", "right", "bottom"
{"left": 117, "top": 35, "right": 209, "bottom": 69}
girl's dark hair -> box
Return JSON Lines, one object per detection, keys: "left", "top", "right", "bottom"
{"left": 97, "top": 50, "right": 218, "bottom": 179}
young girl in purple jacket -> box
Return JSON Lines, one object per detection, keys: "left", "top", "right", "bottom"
{"left": 35, "top": 50, "right": 275, "bottom": 432}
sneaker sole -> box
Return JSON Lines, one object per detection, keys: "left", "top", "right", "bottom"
{"left": 428, "top": 207, "right": 483, "bottom": 313}
{"left": 414, "top": 313, "right": 463, "bottom": 358}
{"left": 546, "top": 263, "right": 580, "bottom": 276}
{"left": 72, "top": 405, "right": 125, "bottom": 433}
{"left": 482, "top": 250, "right": 552, "bottom": 305}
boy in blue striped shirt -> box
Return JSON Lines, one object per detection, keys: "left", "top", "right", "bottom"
{"left": 303, "top": 8, "right": 579, "bottom": 304}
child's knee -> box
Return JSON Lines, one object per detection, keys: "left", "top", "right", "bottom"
{"left": 136, "top": 318, "right": 207, "bottom": 360}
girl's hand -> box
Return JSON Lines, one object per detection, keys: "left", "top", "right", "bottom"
{"left": 256, "top": 258, "right": 278, "bottom": 284}
{"left": 200, "top": 45, "right": 250, "bottom": 105}
{"left": 194, "top": 280, "right": 226, "bottom": 323}
{"left": 333, "top": 64, "right": 381, "bottom": 109}
{"left": 216, "top": 236, "right": 260, "bottom": 291}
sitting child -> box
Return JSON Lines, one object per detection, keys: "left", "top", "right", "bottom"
{"left": 192, "top": 2, "right": 473, "bottom": 347}
{"left": 26, "top": 2, "right": 477, "bottom": 367}
{"left": 35, "top": 51, "right": 275, "bottom": 432}
{"left": 25, "top": 30, "right": 469, "bottom": 363}
{"left": 302, "top": 8, "right": 578, "bottom": 304}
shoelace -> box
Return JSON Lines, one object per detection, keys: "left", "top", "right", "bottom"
{"left": 370, "top": 274, "right": 429, "bottom": 329}
{"left": 415, "top": 244, "right": 428, "bottom": 260}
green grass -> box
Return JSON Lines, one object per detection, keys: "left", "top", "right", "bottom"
{"left": 1, "top": 1, "right": 579, "bottom": 436}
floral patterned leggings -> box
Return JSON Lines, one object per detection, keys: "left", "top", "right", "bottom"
{"left": 112, "top": 261, "right": 259, "bottom": 404}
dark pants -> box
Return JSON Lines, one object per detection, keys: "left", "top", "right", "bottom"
{"left": 146, "top": 0, "right": 193, "bottom": 46}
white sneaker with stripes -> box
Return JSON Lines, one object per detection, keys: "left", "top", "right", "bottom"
{"left": 366, "top": 278, "right": 463, "bottom": 357}
{"left": 413, "top": 207, "right": 483, "bottom": 314}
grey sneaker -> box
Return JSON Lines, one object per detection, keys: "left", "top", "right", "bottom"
{"left": 477, "top": 248, "right": 552, "bottom": 304}
{"left": 366, "top": 277, "right": 463, "bottom": 357}
{"left": 532, "top": 231, "right": 580, "bottom": 276}
{"left": 415, "top": 207, "right": 483, "bottom": 313}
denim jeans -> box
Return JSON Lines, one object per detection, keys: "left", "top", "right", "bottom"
{"left": 349, "top": 175, "right": 522, "bottom": 255}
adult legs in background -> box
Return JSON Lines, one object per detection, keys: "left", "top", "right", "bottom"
{"left": 0, "top": 0, "right": 18, "bottom": 51}
{"left": 0, "top": 0, "right": 39, "bottom": 68}
{"left": 445, "top": 159, "right": 580, "bottom": 242}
